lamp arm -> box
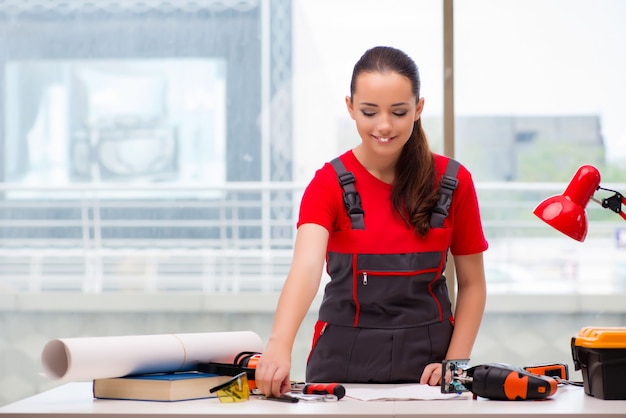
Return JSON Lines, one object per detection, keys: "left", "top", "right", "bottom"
{"left": 597, "top": 187, "right": 626, "bottom": 221}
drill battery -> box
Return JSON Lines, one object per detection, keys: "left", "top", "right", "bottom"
{"left": 523, "top": 363, "right": 569, "bottom": 380}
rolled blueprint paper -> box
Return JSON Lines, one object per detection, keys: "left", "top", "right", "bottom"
{"left": 41, "top": 331, "right": 264, "bottom": 382}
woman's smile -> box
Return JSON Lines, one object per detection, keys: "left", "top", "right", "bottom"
{"left": 373, "top": 135, "right": 395, "bottom": 143}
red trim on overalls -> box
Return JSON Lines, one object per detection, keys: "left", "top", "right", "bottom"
{"left": 307, "top": 320, "right": 328, "bottom": 362}
{"left": 351, "top": 255, "right": 360, "bottom": 327}
{"left": 427, "top": 249, "right": 448, "bottom": 322}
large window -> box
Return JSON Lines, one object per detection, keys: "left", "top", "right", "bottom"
{"left": 0, "top": 0, "right": 272, "bottom": 292}
{"left": 0, "top": 0, "right": 445, "bottom": 292}
{"left": 455, "top": 0, "right": 626, "bottom": 295}
{"left": 0, "top": 0, "right": 624, "bottom": 295}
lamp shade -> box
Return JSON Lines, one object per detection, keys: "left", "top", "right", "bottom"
{"left": 533, "top": 165, "right": 601, "bottom": 242}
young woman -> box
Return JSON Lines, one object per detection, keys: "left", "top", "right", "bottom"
{"left": 255, "top": 46, "right": 487, "bottom": 397}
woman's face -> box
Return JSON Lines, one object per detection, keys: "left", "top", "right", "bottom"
{"left": 346, "top": 71, "right": 424, "bottom": 159}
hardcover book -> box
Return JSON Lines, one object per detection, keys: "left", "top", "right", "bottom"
{"left": 93, "top": 371, "right": 231, "bottom": 402}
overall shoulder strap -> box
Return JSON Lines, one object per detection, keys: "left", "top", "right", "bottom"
{"left": 430, "top": 158, "right": 460, "bottom": 228}
{"left": 330, "top": 157, "right": 365, "bottom": 230}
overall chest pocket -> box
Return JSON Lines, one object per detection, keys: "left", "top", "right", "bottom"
{"left": 353, "top": 253, "right": 449, "bottom": 328}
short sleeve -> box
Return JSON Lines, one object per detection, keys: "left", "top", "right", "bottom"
{"left": 297, "top": 163, "right": 342, "bottom": 233}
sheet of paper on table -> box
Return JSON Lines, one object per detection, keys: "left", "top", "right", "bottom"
{"left": 346, "top": 384, "right": 468, "bottom": 401}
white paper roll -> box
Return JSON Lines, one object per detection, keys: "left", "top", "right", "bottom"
{"left": 41, "top": 331, "right": 264, "bottom": 382}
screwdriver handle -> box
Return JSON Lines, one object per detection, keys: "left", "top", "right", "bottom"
{"left": 303, "top": 383, "right": 346, "bottom": 399}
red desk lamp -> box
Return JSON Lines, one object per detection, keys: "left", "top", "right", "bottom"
{"left": 533, "top": 165, "right": 626, "bottom": 242}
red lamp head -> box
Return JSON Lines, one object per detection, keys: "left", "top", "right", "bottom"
{"left": 533, "top": 165, "right": 601, "bottom": 242}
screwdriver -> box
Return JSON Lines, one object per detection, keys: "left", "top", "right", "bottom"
{"left": 302, "top": 383, "right": 346, "bottom": 400}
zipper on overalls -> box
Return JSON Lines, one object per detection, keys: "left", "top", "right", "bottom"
{"left": 359, "top": 268, "right": 438, "bottom": 285}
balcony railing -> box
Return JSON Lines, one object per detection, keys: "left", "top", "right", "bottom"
{"left": 0, "top": 182, "right": 624, "bottom": 294}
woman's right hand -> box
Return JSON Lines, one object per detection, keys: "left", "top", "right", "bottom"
{"left": 254, "top": 223, "right": 328, "bottom": 398}
{"left": 254, "top": 341, "right": 292, "bottom": 398}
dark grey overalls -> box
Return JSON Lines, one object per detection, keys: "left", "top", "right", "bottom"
{"left": 305, "top": 157, "right": 460, "bottom": 383}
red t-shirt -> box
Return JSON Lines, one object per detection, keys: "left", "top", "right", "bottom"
{"left": 298, "top": 150, "right": 488, "bottom": 256}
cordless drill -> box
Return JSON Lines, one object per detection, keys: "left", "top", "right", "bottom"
{"left": 441, "top": 360, "right": 558, "bottom": 400}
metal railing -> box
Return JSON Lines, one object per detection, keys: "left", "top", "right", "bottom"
{"left": 0, "top": 183, "right": 303, "bottom": 292}
{"left": 0, "top": 182, "right": 624, "bottom": 293}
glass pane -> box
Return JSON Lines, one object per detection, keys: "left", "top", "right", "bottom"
{"left": 6, "top": 59, "right": 226, "bottom": 191}
{"left": 0, "top": 0, "right": 443, "bottom": 293}
{"left": 292, "top": 0, "right": 444, "bottom": 181}
{"left": 0, "top": 1, "right": 266, "bottom": 292}
{"left": 455, "top": 0, "right": 626, "bottom": 294}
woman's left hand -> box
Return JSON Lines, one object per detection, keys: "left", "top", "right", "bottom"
{"left": 419, "top": 362, "right": 445, "bottom": 386}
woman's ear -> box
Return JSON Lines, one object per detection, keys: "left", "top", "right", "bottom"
{"left": 414, "top": 97, "right": 425, "bottom": 121}
{"left": 345, "top": 96, "right": 356, "bottom": 120}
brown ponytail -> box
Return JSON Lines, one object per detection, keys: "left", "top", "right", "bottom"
{"left": 393, "top": 119, "right": 438, "bottom": 237}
